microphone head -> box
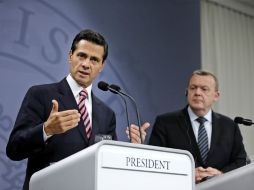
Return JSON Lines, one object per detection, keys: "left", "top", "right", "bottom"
{"left": 234, "top": 116, "right": 253, "bottom": 126}
{"left": 234, "top": 117, "right": 243, "bottom": 124}
{"left": 98, "top": 81, "right": 109, "bottom": 91}
{"left": 109, "top": 84, "right": 121, "bottom": 92}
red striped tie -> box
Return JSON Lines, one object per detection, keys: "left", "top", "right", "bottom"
{"left": 78, "top": 89, "right": 92, "bottom": 140}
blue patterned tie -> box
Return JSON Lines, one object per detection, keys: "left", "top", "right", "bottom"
{"left": 196, "top": 117, "right": 208, "bottom": 163}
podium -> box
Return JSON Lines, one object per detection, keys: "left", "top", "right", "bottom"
{"left": 196, "top": 162, "right": 254, "bottom": 190}
{"left": 30, "top": 140, "right": 194, "bottom": 190}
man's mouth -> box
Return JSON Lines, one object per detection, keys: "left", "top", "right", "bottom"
{"left": 79, "top": 71, "right": 89, "bottom": 76}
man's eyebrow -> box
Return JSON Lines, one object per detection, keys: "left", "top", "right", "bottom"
{"left": 77, "top": 52, "right": 86, "bottom": 56}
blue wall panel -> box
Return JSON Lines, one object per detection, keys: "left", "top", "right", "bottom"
{"left": 0, "top": 0, "right": 200, "bottom": 189}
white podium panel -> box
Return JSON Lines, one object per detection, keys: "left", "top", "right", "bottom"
{"left": 30, "top": 140, "right": 194, "bottom": 190}
{"left": 196, "top": 162, "right": 254, "bottom": 190}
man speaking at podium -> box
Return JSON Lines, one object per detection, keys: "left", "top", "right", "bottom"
{"left": 129, "top": 70, "right": 247, "bottom": 183}
{"left": 6, "top": 29, "right": 117, "bottom": 190}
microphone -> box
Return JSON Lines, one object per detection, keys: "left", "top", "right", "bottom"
{"left": 97, "top": 81, "right": 108, "bottom": 91}
{"left": 234, "top": 117, "right": 254, "bottom": 126}
{"left": 98, "top": 81, "right": 119, "bottom": 94}
{"left": 98, "top": 81, "right": 132, "bottom": 142}
{"left": 109, "top": 84, "right": 144, "bottom": 144}
{"left": 110, "top": 84, "right": 121, "bottom": 92}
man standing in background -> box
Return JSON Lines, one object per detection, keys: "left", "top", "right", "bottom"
{"left": 128, "top": 70, "right": 247, "bottom": 183}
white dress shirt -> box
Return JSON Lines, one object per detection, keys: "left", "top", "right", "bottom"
{"left": 187, "top": 106, "right": 212, "bottom": 149}
{"left": 66, "top": 74, "right": 93, "bottom": 123}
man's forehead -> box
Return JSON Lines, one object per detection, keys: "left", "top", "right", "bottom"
{"left": 189, "top": 75, "right": 216, "bottom": 86}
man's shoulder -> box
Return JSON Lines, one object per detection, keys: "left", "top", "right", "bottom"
{"left": 212, "top": 111, "right": 234, "bottom": 123}
{"left": 27, "top": 79, "right": 65, "bottom": 93}
{"left": 212, "top": 111, "right": 238, "bottom": 130}
{"left": 156, "top": 108, "right": 186, "bottom": 120}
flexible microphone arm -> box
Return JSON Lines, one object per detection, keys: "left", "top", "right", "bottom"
{"left": 98, "top": 81, "right": 132, "bottom": 143}
{"left": 109, "top": 84, "right": 144, "bottom": 144}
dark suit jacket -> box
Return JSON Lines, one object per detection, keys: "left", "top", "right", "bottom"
{"left": 149, "top": 107, "right": 247, "bottom": 173}
{"left": 6, "top": 78, "right": 117, "bottom": 190}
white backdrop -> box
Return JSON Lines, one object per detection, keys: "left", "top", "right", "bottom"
{"left": 201, "top": 0, "right": 254, "bottom": 159}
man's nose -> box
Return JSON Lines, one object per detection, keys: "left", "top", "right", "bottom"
{"left": 195, "top": 88, "right": 202, "bottom": 95}
{"left": 81, "top": 59, "right": 90, "bottom": 67}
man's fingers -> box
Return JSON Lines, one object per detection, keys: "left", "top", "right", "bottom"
{"left": 141, "top": 122, "right": 150, "bottom": 131}
{"left": 56, "top": 110, "right": 80, "bottom": 120}
{"left": 52, "top": 111, "right": 81, "bottom": 130}
{"left": 45, "top": 104, "right": 81, "bottom": 135}
{"left": 131, "top": 133, "right": 141, "bottom": 143}
{"left": 57, "top": 114, "right": 80, "bottom": 124}
{"left": 205, "top": 167, "right": 222, "bottom": 175}
{"left": 51, "top": 99, "right": 59, "bottom": 113}
{"left": 126, "top": 123, "right": 149, "bottom": 143}
{"left": 61, "top": 118, "right": 81, "bottom": 128}
{"left": 130, "top": 124, "right": 139, "bottom": 130}
{"left": 126, "top": 126, "right": 141, "bottom": 143}
{"left": 50, "top": 116, "right": 80, "bottom": 134}
{"left": 55, "top": 109, "right": 80, "bottom": 117}
{"left": 129, "top": 123, "right": 150, "bottom": 133}
{"left": 197, "top": 167, "right": 206, "bottom": 172}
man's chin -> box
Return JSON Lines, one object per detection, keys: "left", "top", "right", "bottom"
{"left": 76, "top": 79, "right": 89, "bottom": 87}
{"left": 190, "top": 104, "right": 204, "bottom": 111}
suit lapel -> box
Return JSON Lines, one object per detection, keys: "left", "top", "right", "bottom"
{"left": 207, "top": 112, "right": 220, "bottom": 164}
{"left": 57, "top": 79, "right": 88, "bottom": 143}
{"left": 57, "top": 79, "right": 78, "bottom": 110}
{"left": 179, "top": 108, "right": 204, "bottom": 166}
{"left": 88, "top": 93, "right": 101, "bottom": 145}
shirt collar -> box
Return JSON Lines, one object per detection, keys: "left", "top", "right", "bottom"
{"left": 187, "top": 106, "right": 212, "bottom": 123}
{"left": 66, "top": 74, "right": 92, "bottom": 101}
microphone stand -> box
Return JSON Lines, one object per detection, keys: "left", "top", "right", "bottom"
{"left": 111, "top": 88, "right": 144, "bottom": 144}
{"left": 108, "top": 87, "right": 132, "bottom": 143}
{"left": 98, "top": 81, "right": 143, "bottom": 144}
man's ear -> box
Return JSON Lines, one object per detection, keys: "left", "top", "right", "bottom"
{"left": 214, "top": 91, "right": 220, "bottom": 102}
{"left": 185, "top": 89, "right": 188, "bottom": 97}
{"left": 99, "top": 62, "right": 105, "bottom": 73}
{"left": 68, "top": 50, "right": 72, "bottom": 64}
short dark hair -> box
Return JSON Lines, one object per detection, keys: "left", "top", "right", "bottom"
{"left": 190, "top": 70, "right": 219, "bottom": 91}
{"left": 70, "top": 29, "right": 108, "bottom": 62}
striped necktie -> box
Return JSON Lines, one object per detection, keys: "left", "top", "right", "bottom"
{"left": 78, "top": 89, "right": 92, "bottom": 140}
{"left": 196, "top": 117, "right": 208, "bottom": 163}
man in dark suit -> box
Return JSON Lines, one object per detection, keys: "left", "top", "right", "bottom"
{"left": 6, "top": 29, "right": 117, "bottom": 190}
{"left": 128, "top": 70, "right": 247, "bottom": 183}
